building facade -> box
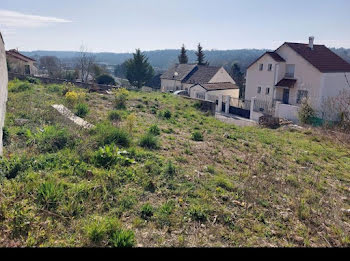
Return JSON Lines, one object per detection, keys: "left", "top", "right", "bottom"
{"left": 6, "top": 49, "right": 38, "bottom": 75}
{"left": 245, "top": 37, "right": 350, "bottom": 120}
{"left": 0, "top": 33, "right": 8, "bottom": 155}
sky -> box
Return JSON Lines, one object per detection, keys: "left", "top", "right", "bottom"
{"left": 0, "top": 0, "right": 350, "bottom": 53}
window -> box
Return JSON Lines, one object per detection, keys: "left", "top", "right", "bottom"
{"left": 268, "top": 64, "right": 273, "bottom": 71}
{"left": 259, "top": 64, "right": 264, "bottom": 71}
{"left": 297, "top": 90, "right": 308, "bottom": 104}
{"left": 196, "top": 92, "right": 205, "bottom": 100}
{"left": 257, "top": 87, "right": 262, "bottom": 94}
{"left": 285, "top": 64, "right": 295, "bottom": 78}
{"left": 266, "top": 88, "right": 270, "bottom": 95}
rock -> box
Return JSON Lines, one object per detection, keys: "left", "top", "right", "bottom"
{"left": 14, "top": 118, "right": 29, "bottom": 126}
{"left": 341, "top": 209, "right": 350, "bottom": 216}
{"left": 294, "top": 236, "right": 304, "bottom": 244}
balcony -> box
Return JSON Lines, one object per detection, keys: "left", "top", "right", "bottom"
{"left": 284, "top": 72, "right": 295, "bottom": 78}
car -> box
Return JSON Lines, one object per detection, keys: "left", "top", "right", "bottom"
{"left": 173, "top": 90, "right": 188, "bottom": 96}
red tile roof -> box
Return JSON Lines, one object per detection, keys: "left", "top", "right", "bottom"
{"left": 285, "top": 43, "right": 350, "bottom": 73}
{"left": 6, "top": 49, "right": 36, "bottom": 62}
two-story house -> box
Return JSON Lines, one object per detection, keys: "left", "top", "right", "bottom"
{"left": 161, "top": 64, "right": 239, "bottom": 100}
{"left": 245, "top": 37, "right": 350, "bottom": 119}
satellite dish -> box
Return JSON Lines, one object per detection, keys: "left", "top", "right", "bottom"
{"left": 174, "top": 72, "right": 179, "bottom": 77}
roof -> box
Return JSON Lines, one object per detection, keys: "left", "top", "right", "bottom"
{"left": 275, "top": 78, "right": 297, "bottom": 88}
{"left": 6, "top": 49, "right": 36, "bottom": 62}
{"left": 184, "top": 65, "right": 222, "bottom": 84}
{"left": 284, "top": 42, "right": 350, "bottom": 73}
{"left": 247, "top": 52, "right": 285, "bottom": 70}
{"left": 160, "top": 64, "right": 197, "bottom": 81}
{"left": 201, "top": 82, "right": 239, "bottom": 91}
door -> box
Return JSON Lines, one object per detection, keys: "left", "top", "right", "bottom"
{"left": 282, "top": 89, "right": 290, "bottom": 104}
{"left": 25, "top": 65, "right": 30, "bottom": 75}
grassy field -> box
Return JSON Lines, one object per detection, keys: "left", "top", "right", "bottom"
{"left": 0, "top": 79, "right": 349, "bottom": 247}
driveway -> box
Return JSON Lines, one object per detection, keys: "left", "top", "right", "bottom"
{"left": 215, "top": 112, "right": 257, "bottom": 127}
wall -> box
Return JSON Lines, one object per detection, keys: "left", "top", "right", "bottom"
{"left": 7, "top": 55, "right": 37, "bottom": 75}
{"left": 245, "top": 54, "right": 280, "bottom": 103}
{"left": 275, "top": 102, "right": 300, "bottom": 123}
{"left": 161, "top": 79, "right": 182, "bottom": 92}
{"left": 206, "top": 89, "right": 239, "bottom": 100}
{"left": 209, "top": 67, "right": 236, "bottom": 84}
{"left": 275, "top": 44, "right": 323, "bottom": 110}
{"left": 189, "top": 84, "right": 206, "bottom": 99}
{"left": 0, "top": 34, "right": 8, "bottom": 155}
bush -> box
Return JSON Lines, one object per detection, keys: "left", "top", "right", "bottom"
{"left": 110, "top": 229, "right": 135, "bottom": 248}
{"left": 93, "top": 145, "right": 135, "bottom": 168}
{"left": 298, "top": 99, "right": 316, "bottom": 125}
{"left": 162, "top": 109, "right": 172, "bottom": 119}
{"left": 35, "top": 126, "right": 71, "bottom": 153}
{"left": 148, "top": 124, "right": 160, "bottom": 136}
{"left": 139, "top": 133, "right": 158, "bottom": 150}
{"left": 191, "top": 131, "right": 204, "bottom": 142}
{"left": 96, "top": 74, "right": 116, "bottom": 85}
{"left": 164, "top": 161, "right": 176, "bottom": 177}
{"left": 114, "top": 88, "right": 129, "bottom": 109}
{"left": 65, "top": 91, "right": 79, "bottom": 107}
{"left": 9, "top": 82, "right": 32, "bottom": 93}
{"left": 140, "top": 203, "right": 154, "bottom": 219}
{"left": 26, "top": 77, "right": 40, "bottom": 84}
{"left": 95, "top": 124, "right": 131, "bottom": 148}
{"left": 37, "top": 181, "right": 64, "bottom": 210}
{"left": 75, "top": 103, "right": 89, "bottom": 118}
{"left": 108, "top": 111, "right": 122, "bottom": 122}
{"left": 46, "top": 84, "right": 61, "bottom": 93}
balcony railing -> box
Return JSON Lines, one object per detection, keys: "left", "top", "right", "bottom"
{"left": 284, "top": 73, "right": 295, "bottom": 78}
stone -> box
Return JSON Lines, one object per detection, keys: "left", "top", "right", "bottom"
{"left": 52, "top": 104, "right": 95, "bottom": 129}
{"left": 14, "top": 118, "right": 29, "bottom": 126}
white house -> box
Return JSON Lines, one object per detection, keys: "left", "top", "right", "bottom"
{"left": 0, "top": 32, "right": 8, "bottom": 155}
{"left": 161, "top": 64, "right": 239, "bottom": 99}
{"left": 245, "top": 37, "right": 350, "bottom": 122}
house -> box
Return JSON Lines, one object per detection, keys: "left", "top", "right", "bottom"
{"left": 6, "top": 49, "right": 38, "bottom": 75}
{"left": 0, "top": 32, "right": 8, "bottom": 155}
{"left": 245, "top": 37, "right": 350, "bottom": 121}
{"left": 161, "top": 64, "right": 239, "bottom": 100}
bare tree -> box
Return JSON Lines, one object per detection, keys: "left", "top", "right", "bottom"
{"left": 39, "top": 56, "right": 62, "bottom": 77}
{"left": 75, "top": 45, "right": 96, "bottom": 83}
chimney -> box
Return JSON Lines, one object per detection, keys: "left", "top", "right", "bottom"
{"left": 309, "top": 36, "right": 314, "bottom": 50}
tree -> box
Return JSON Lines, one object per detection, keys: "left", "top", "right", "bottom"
{"left": 114, "top": 61, "right": 128, "bottom": 78}
{"left": 126, "top": 49, "right": 154, "bottom": 88}
{"left": 39, "top": 56, "right": 62, "bottom": 77}
{"left": 231, "top": 63, "right": 246, "bottom": 99}
{"left": 75, "top": 45, "right": 96, "bottom": 83}
{"left": 96, "top": 74, "right": 116, "bottom": 85}
{"left": 178, "top": 44, "right": 188, "bottom": 64}
{"left": 195, "top": 43, "right": 207, "bottom": 65}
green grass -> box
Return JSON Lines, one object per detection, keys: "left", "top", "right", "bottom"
{"left": 0, "top": 80, "right": 349, "bottom": 247}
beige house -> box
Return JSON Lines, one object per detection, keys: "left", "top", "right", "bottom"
{"left": 245, "top": 37, "right": 350, "bottom": 121}
{"left": 0, "top": 32, "right": 8, "bottom": 155}
{"left": 161, "top": 64, "right": 239, "bottom": 99}
{"left": 6, "top": 49, "right": 38, "bottom": 75}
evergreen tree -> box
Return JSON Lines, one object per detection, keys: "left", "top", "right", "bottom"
{"left": 231, "top": 63, "right": 246, "bottom": 99}
{"left": 126, "top": 49, "right": 154, "bottom": 88}
{"left": 178, "top": 44, "right": 188, "bottom": 64}
{"left": 195, "top": 43, "right": 207, "bottom": 65}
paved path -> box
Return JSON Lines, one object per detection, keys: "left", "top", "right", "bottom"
{"left": 215, "top": 112, "right": 257, "bottom": 127}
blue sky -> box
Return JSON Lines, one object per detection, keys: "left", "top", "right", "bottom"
{"left": 0, "top": 0, "right": 350, "bottom": 52}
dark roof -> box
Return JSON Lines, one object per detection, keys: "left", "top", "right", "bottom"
{"left": 267, "top": 52, "right": 285, "bottom": 62}
{"left": 6, "top": 49, "right": 36, "bottom": 62}
{"left": 284, "top": 42, "right": 350, "bottom": 73}
{"left": 184, "top": 65, "right": 221, "bottom": 84}
{"left": 160, "top": 64, "right": 197, "bottom": 81}
{"left": 275, "top": 78, "right": 297, "bottom": 88}
{"left": 201, "top": 82, "right": 239, "bottom": 91}
{"left": 247, "top": 52, "right": 285, "bottom": 69}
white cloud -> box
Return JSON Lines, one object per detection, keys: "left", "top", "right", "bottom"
{"left": 0, "top": 9, "right": 71, "bottom": 29}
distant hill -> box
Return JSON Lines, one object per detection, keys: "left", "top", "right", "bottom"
{"left": 22, "top": 47, "right": 350, "bottom": 73}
